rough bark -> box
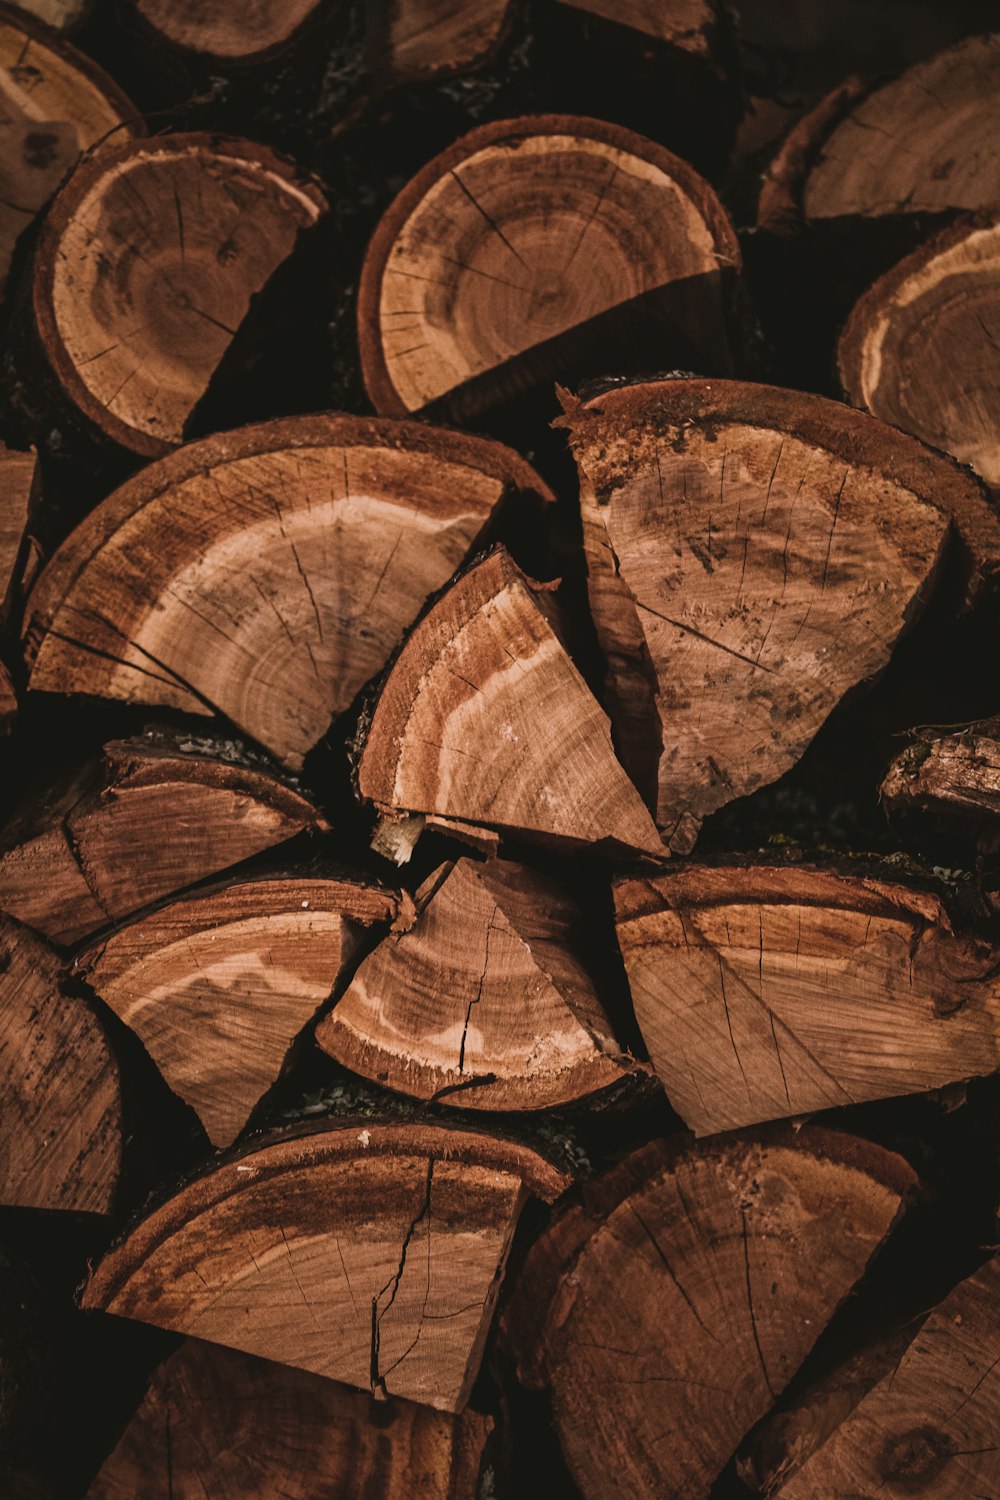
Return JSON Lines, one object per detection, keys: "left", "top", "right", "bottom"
{"left": 881, "top": 720, "right": 1000, "bottom": 854}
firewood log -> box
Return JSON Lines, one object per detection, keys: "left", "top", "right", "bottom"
{"left": 501, "top": 1126, "right": 915, "bottom": 1500}
{"left": 742, "top": 1254, "right": 1000, "bottom": 1498}
{"left": 354, "top": 547, "right": 664, "bottom": 863}
{"left": 564, "top": 377, "right": 1000, "bottom": 852}
{"left": 77, "top": 872, "right": 407, "bottom": 1149}
{"left": 882, "top": 720, "right": 1000, "bottom": 855}
{"left": 87, "top": 1337, "right": 492, "bottom": 1499}
{"left": 0, "top": 913, "right": 120, "bottom": 1212}
{"left": 614, "top": 862, "right": 1000, "bottom": 1136}
{"left": 0, "top": 3, "right": 136, "bottom": 293}
{"left": 82, "top": 1121, "right": 568, "bottom": 1411}
{"left": 554, "top": 0, "right": 722, "bottom": 56}
{"left": 124, "top": 0, "right": 336, "bottom": 67}
{"left": 366, "top": 0, "right": 516, "bottom": 86}
{"left": 22, "top": 416, "right": 550, "bottom": 768}
{"left": 838, "top": 214, "right": 1000, "bottom": 488}
{"left": 18, "top": 134, "right": 326, "bottom": 458}
{"left": 317, "top": 856, "right": 645, "bottom": 1110}
{"left": 357, "top": 114, "right": 740, "bottom": 422}
{"left": 0, "top": 731, "right": 326, "bottom": 945}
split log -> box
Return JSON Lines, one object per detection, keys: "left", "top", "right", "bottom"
{"left": 366, "top": 0, "right": 516, "bottom": 85}
{"left": 126, "top": 0, "right": 334, "bottom": 65}
{"left": 23, "top": 134, "right": 326, "bottom": 458}
{"left": 317, "top": 856, "right": 643, "bottom": 1110}
{"left": 743, "top": 1254, "right": 1000, "bottom": 1498}
{"left": 881, "top": 720, "right": 1000, "bottom": 855}
{"left": 564, "top": 377, "right": 1000, "bottom": 852}
{"left": 83, "top": 1121, "right": 568, "bottom": 1411}
{"left": 554, "top": 0, "right": 721, "bottom": 58}
{"left": 77, "top": 872, "right": 405, "bottom": 1149}
{"left": 613, "top": 863, "right": 1000, "bottom": 1136}
{"left": 501, "top": 1127, "right": 915, "bottom": 1500}
{"left": 838, "top": 214, "right": 1000, "bottom": 488}
{"left": 0, "top": 731, "right": 326, "bottom": 946}
{"left": 0, "top": 913, "right": 120, "bottom": 1212}
{"left": 22, "top": 416, "right": 550, "bottom": 768}
{"left": 88, "top": 1337, "right": 492, "bottom": 1499}
{"left": 354, "top": 547, "right": 664, "bottom": 863}
{"left": 358, "top": 114, "right": 740, "bottom": 421}
{"left": 0, "top": 4, "right": 136, "bottom": 292}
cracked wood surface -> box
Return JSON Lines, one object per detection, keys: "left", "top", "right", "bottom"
{"left": 82, "top": 1121, "right": 568, "bottom": 1411}
{"left": 31, "top": 134, "right": 325, "bottom": 456}
{"left": 0, "top": 732, "right": 326, "bottom": 945}
{"left": 87, "top": 1336, "right": 492, "bottom": 1498}
{"left": 839, "top": 214, "right": 1000, "bottom": 487}
{"left": 748, "top": 1254, "right": 1000, "bottom": 1498}
{"left": 0, "top": 913, "right": 121, "bottom": 1212}
{"left": 356, "top": 547, "right": 664, "bottom": 861}
{"left": 77, "top": 873, "right": 402, "bottom": 1148}
{"left": 23, "top": 416, "right": 550, "bottom": 767}
{"left": 502, "top": 1127, "right": 914, "bottom": 1500}
{"left": 358, "top": 114, "right": 738, "bottom": 417}
{"left": 563, "top": 378, "right": 998, "bottom": 850}
{"left": 318, "top": 856, "right": 641, "bottom": 1110}
{"left": 130, "top": 0, "right": 326, "bottom": 60}
{"left": 882, "top": 721, "right": 1000, "bottom": 853}
{"left": 615, "top": 864, "right": 1000, "bottom": 1135}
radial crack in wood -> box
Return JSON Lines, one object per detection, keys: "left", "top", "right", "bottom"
{"left": 0, "top": 914, "right": 120, "bottom": 1212}
{"left": 355, "top": 547, "right": 664, "bottom": 862}
{"left": 82, "top": 1122, "right": 569, "bottom": 1411}
{"left": 501, "top": 1127, "right": 915, "bottom": 1500}
{"left": 358, "top": 114, "right": 740, "bottom": 420}
{"left": 0, "top": 731, "right": 327, "bottom": 945}
{"left": 564, "top": 378, "right": 999, "bottom": 849}
{"left": 881, "top": 720, "right": 1000, "bottom": 854}
{"left": 129, "top": 0, "right": 333, "bottom": 62}
{"left": 367, "top": 0, "right": 516, "bottom": 84}
{"left": 614, "top": 863, "right": 1000, "bottom": 1135}
{"left": 87, "top": 1337, "right": 493, "bottom": 1499}
{"left": 23, "top": 416, "right": 550, "bottom": 768}
{"left": 318, "top": 857, "right": 643, "bottom": 1110}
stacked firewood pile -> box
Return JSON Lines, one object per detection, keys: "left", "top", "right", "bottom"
{"left": 1, "top": 0, "right": 1000, "bottom": 1496}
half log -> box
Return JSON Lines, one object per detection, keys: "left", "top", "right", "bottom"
{"left": 354, "top": 547, "right": 664, "bottom": 862}
{"left": 23, "top": 416, "right": 550, "bottom": 768}
{"left": 614, "top": 863, "right": 1000, "bottom": 1135}
{"left": 564, "top": 377, "right": 999, "bottom": 851}
{"left": 88, "top": 1337, "right": 493, "bottom": 1499}
{"left": 0, "top": 731, "right": 326, "bottom": 945}
{"left": 82, "top": 1121, "right": 568, "bottom": 1411}
{"left": 502, "top": 1127, "right": 915, "bottom": 1500}
{"left": 77, "top": 872, "right": 405, "bottom": 1148}
{"left": 358, "top": 114, "right": 739, "bottom": 420}
{"left": 317, "top": 856, "right": 643, "bottom": 1110}
{"left": 881, "top": 720, "right": 1000, "bottom": 855}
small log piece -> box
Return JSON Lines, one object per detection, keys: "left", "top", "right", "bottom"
{"left": 366, "top": 0, "right": 516, "bottom": 85}
{"left": 83, "top": 1121, "right": 569, "bottom": 1411}
{"left": 126, "top": 0, "right": 335, "bottom": 66}
{"left": 555, "top": 0, "right": 720, "bottom": 58}
{"left": 502, "top": 1127, "right": 915, "bottom": 1500}
{"left": 881, "top": 720, "right": 1000, "bottom": 855}
{"left": 23, "top": 416, "right": 551, "bottom": 768}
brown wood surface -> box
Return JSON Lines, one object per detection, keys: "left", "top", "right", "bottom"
{"left": 0, "top": 444, "right": 36, "bottom": 623}
{"left": 368, "top": 0, "right": 515, "bottom": 82}
{"left": 882, "top": 721, "right": 1000, "bottom": 853}
{"left": 130, "top": 0, "right": 329, "bottom": 62}
{"left": 555, "top": 0, "right": 719, "bottom": 55}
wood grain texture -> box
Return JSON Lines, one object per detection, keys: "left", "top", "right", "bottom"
{"left": 0, "top": 732, "right": 326, "bottom": 945}
{"left": 130, "top": 0, "right": 327, "bottom": 60}
{"left": 356, "top": 547, "right": 664, "bottom": 861}
{"left": 369, "top": 0, "right": 515, "bottom": 82}
{"left": 78, "top": 874, "right": 402, "bottom": 1147}
{"left": 24, "top": 416, "right": 550, "bottom": 768}
{"left": 0, "top": 914, "right": 120, "bottom": 1212}
{"left": 882, "top": 722, "right": 1000, "bottom": 853}
{"left": 565, "top": 378, "right": 997, "bottom": 850}
{"left": 87, "top": 1337, "right": 492, "bottom": 1499}
{"left": 83, "top": 1122, "right": 568, "bottom": 1411}
{"left": 502, "top": 1127, "right": 915, "bottom": 1500}
{"left": 615, "top": 864, "right": 1000, "bottom": 1134}
{"left": 318, "top": 857, "right": 641, "bottom": 1110}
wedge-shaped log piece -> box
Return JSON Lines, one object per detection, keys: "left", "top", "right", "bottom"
{"left": 358, "top": 114, "right": 739, "bottom": 419}
{"left": 83, "top": 1122, "right": 568, "bottom": 1411}
{"left": 882, "top": 720, "right": 1000, "bottom": 854}
{"left": 29, "top": 135, "right": 325, "bottom": 456}
{"left": 565, "top": 378, "right": 997, "bottom": 850}
{"left": 615, "top": 864, "right": 1000, "bottom": 1135}
{"left": 88, "top": 1337, "right": 492, "bottom": 1499}
{"left": 0, "top": 732, "right": 325, "bottom": 945}
{"left": 746, "top": 1255, "right": 1000, "bottom": 1498}
{"left": 0, "top": 4, "right": 136, "bottom": 291}
{"left": 367, "top": 0, "right": 515, "bottom": 83}
{"left": 128, "top": 0, "right": 330, "bottom": 62}
{"left": 839, "top": 216, "right": 1000, "bottom": 487}
{"left": 318, "top": 857, "right": 640, "bottom": 1109}
{"left": 78, "top": 874, "right": 403, "bottom": 1149}
{"left": 356, "top": 548, "right": 663, "bottom": 861}
{"left": 1, "top": 914, "right": 120, "bottom": 1212}
{"left": 502, "top": 1127, "right": 914, "bottom": 1500}
{"left": 23, "top": 417, "right": 549, "bottom": 768}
